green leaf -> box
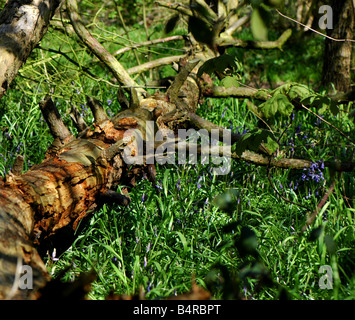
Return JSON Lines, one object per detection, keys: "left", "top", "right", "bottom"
{"left": 329, "top": 100, "right": 339, "bottom": 116}
{"left": 234, "top": 129, "right": 279, "bottom": 156}
{"left": 212, "top": 188, "right": 240, "bottom": 214}
{"left": 251, "top": 7, "right": 269, "bottom": 41}
{"left": 301, "top": 94, "right": 335, "bottom": 114}
{"left": 254, "top": 89, "right": 270, "bottom": 100}
{"left": 221, "top": 76, "right": 240, "bottom": 88}
{"left": 165, "top": 14, "right": 180, "bottom": 34}
{"left": 190, "top": 0, "right": 215, "bottom": 22}
{"left": 287, "top": 84, "right": 313, "bottom": 101}
{"left": 259, "top": 94, "right": 294, "bottom": 118}
{"left": 250, "top": 0, "right": 263, "bottom": 7}
{"left": 197, "top": 54, "right": 241, "bottom": 77}
{"left": 264, "top": 135, "right": 279, "bottom": 155}
{"left": 175, "top": 231, "right": 188, "bottom": 255}
{"left": 309, "top": 225, "right": 323, "bottom": 241}
{"left": 271, "top": 83, "right": 313, "bottom": 101}
{"left": 265, "top": 0, "right": 284, "bottom": 8}
{"left": 324, "top": 234, "right": 336, "bottom": 255}
{"left": 235, "top": 226, "right": 258, "bottom": 256}
{"left": 188, "top": 16, "right": 213, "bottom": 45}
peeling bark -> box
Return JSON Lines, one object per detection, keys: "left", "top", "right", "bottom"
{"left": 0, "top": 93, "right": 160, "bottom": 298}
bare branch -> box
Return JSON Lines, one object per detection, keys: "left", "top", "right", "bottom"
{"left": 39, "top": 95, "right": 72, "bottom": 142}
{"left": 113, "top": 35, "right": 185, "bottom": 56}
{"left": 128, "top": 55, "right": 186, "bottom": 75}
{"left": 276, "top": 9, "right": 355, "bottom": 43}
{"left": 301, "top": 179, "right": 337, "bottom": 232}
{"left": 86, "top": 96, "right": 108, "bottom": 123}
{"left": 217, "top": 29, "right": 293, "bottom": 49}
{"left": 204, "top": 85, "right": 271, "bottom": 100}
{"left": 70, "top": 104, "right": 89, "bottom": 132}
{"left": 66, "top": 0, "right": 146, "bottom": 99}
{"left": 222, "top": 14, "right": 251, "bottom": 37}
{"left": 167, "top": 59, "right": 200, "bottom": 103}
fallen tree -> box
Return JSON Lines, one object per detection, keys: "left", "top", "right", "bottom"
{"left": 0, "top": 0, "right": 354, "bottom": 299}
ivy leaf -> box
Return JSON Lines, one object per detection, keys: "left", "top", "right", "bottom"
{"left": 251, "top": 7, "right": 269, "bottom": 41}
{"left": 165, "top": 14, "right": 180, "bottom": 34}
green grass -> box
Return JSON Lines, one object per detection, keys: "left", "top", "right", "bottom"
{"left": 0, "top": 0, "right": 354, "bottom": 300}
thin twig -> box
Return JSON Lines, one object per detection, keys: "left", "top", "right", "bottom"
{"left": 113, "top": 35, "right": 185, "bottom": 56}
{"left": 66, "top": 0, "right": 146, "bottom": 100}
{"left": 276, "top": 9, "right": 355, "bottom": 43}
{"left": 300, "top": 103, "right": 354, "bottom": 144}
{"left": 116, "top": 1, "right": 144, "bottom": 80}
{"left": 127, "top": 55, "right": 186, "bottom": 75}
{"left": 301, "top": 179, "right": 337, "bottom": 232}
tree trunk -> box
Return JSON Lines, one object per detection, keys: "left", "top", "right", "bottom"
{"left": 0, "top": 0, "right": 62, "bottom": 99}
{"left": 321, "top": 0, "right": 354, "bottom": 92}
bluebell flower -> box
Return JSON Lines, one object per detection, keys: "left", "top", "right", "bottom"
{"left": 221, "top": 107, "right": 227, "bottom": 118}
{"left": 176, "top": 179, "right": 181, "bottom": 191}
